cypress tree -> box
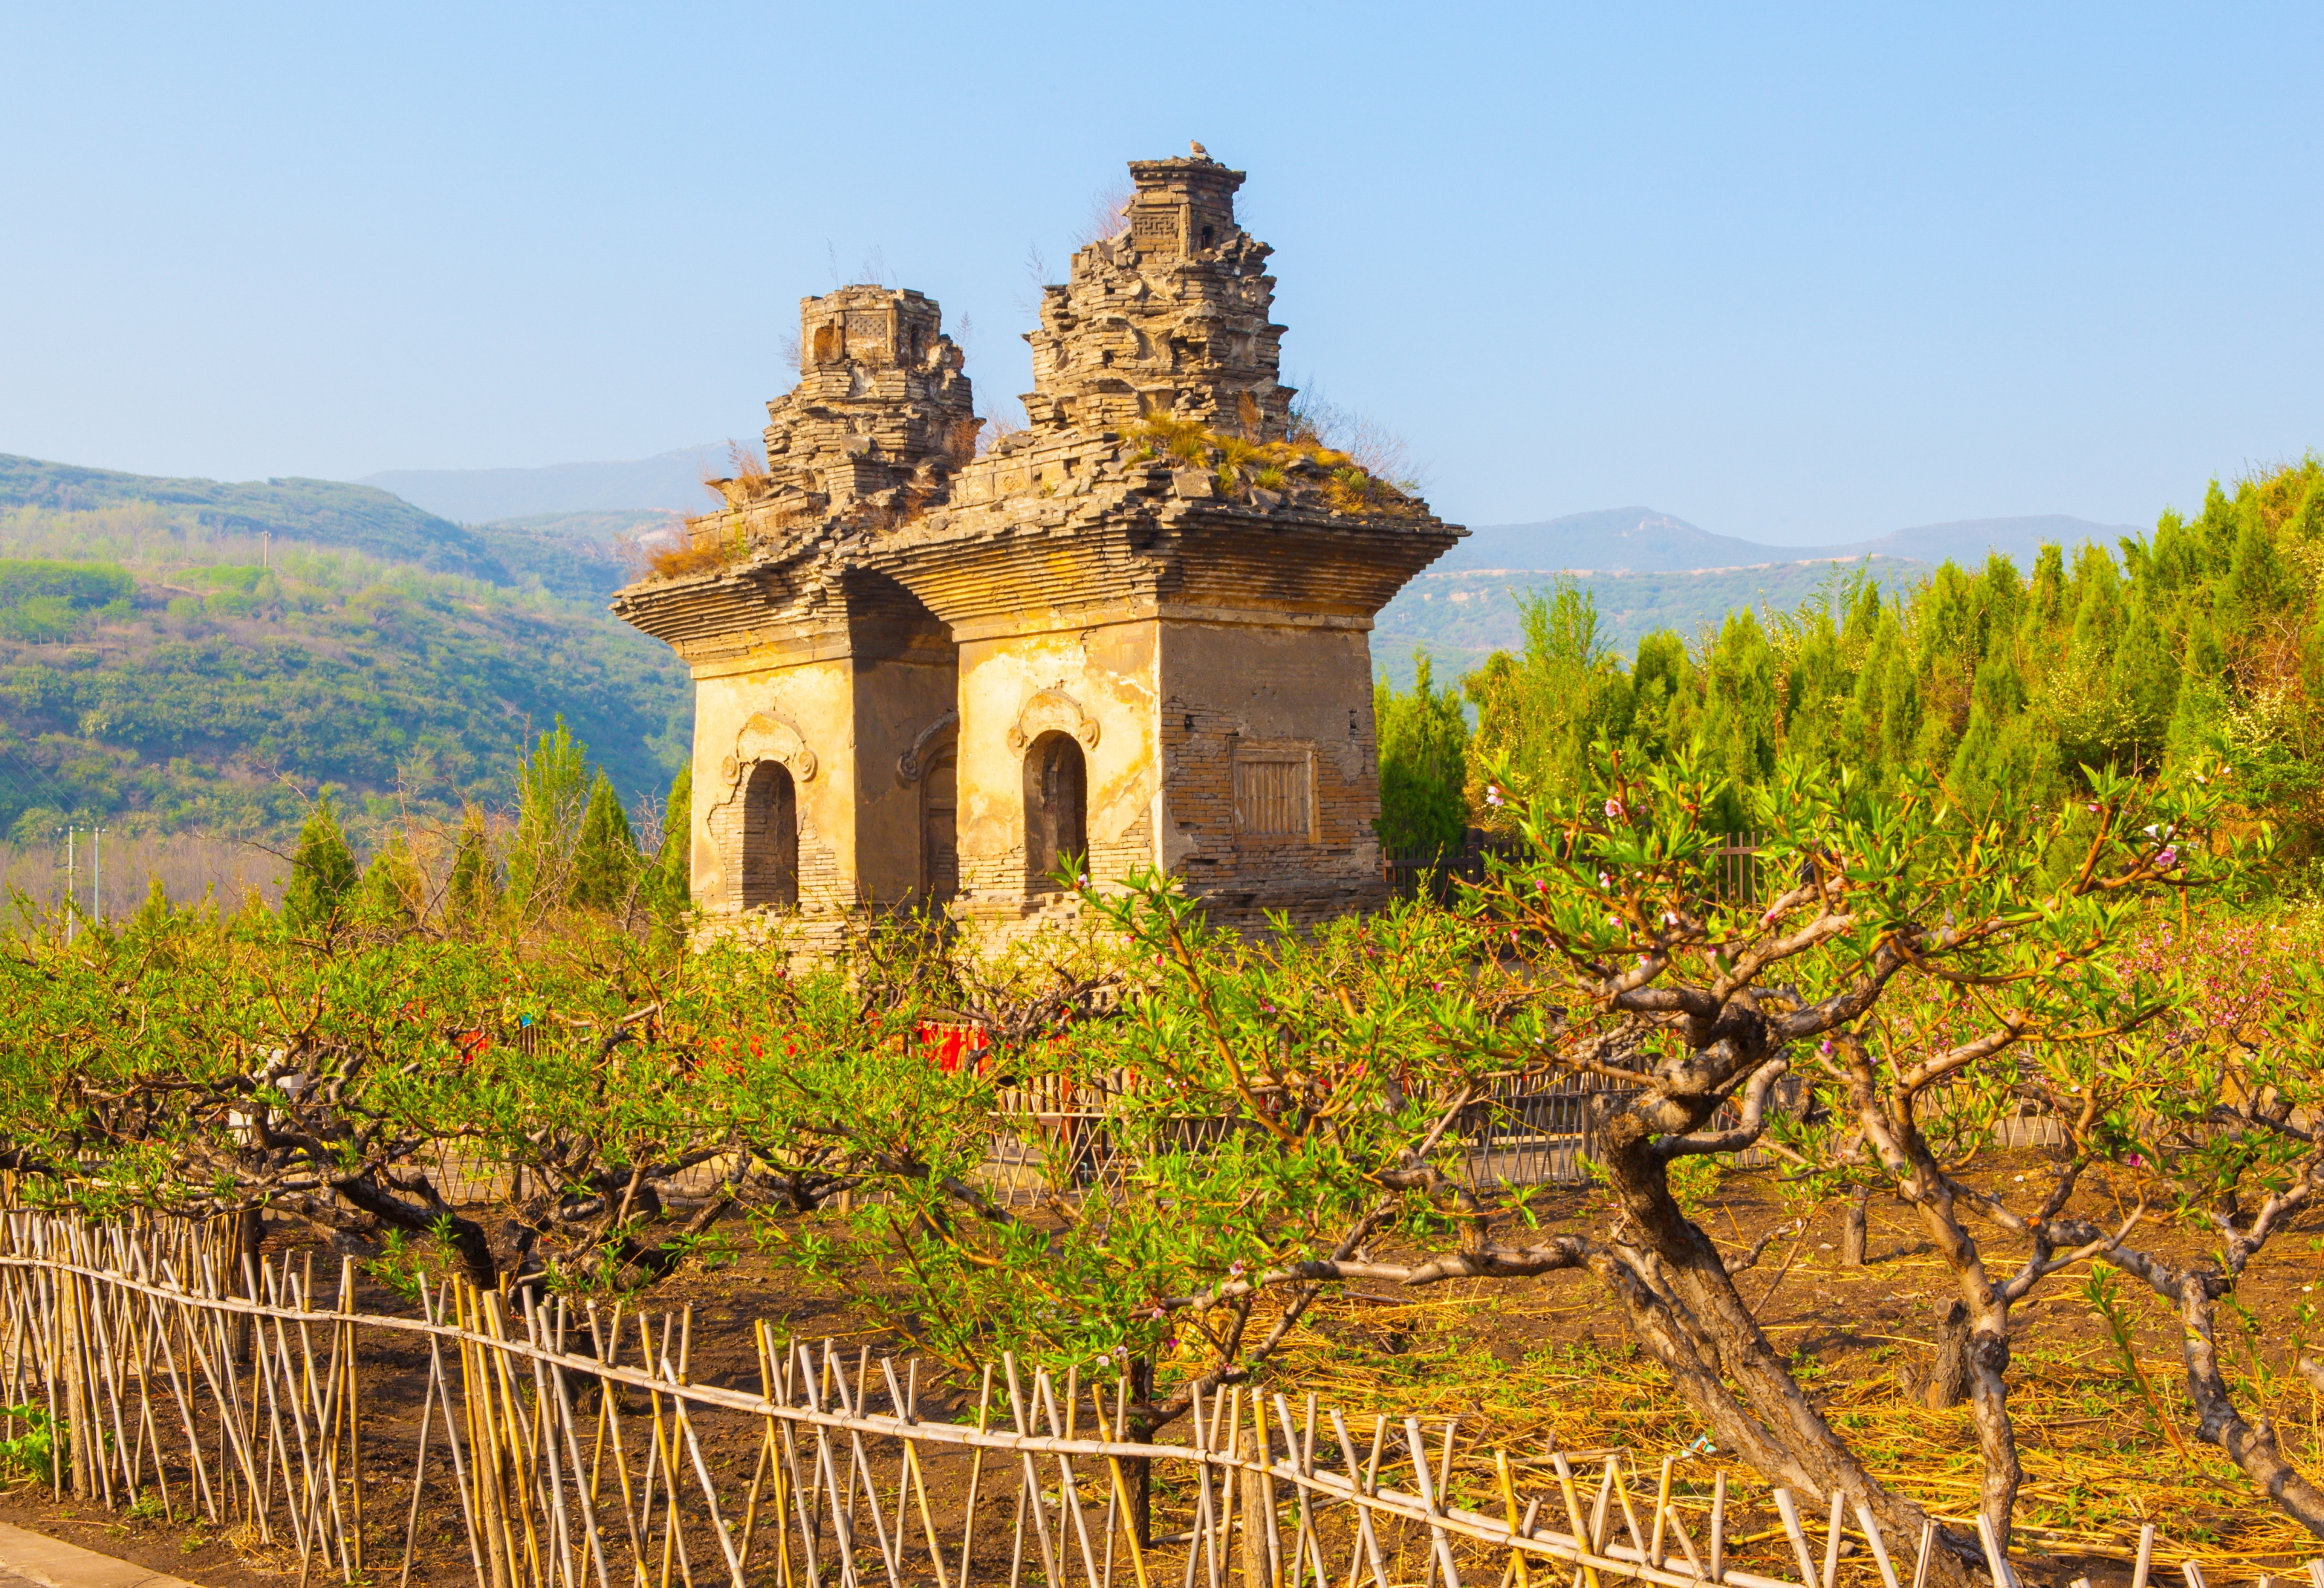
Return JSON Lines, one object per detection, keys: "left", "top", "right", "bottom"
{"left": 130, "top": 876, "right": 174, "bottom": 937}
{"left": 282, "top": 797, "right": 358, "bottom": 929}
{"left": 510, "top": 718, "right": 589, "bottom": 915}
{"left": 356, "top": 836, "right": 425, "bottom": 925}
{"left": 447, "top": 807, "right": 499, "bottom": 928}
{"left": 1374, "top": 653, "right": 1470, "bottom": 855}
{"left": 643, "top": 764, "right": 692, "bottom": 929}
{"left": 571, "top": 771, "right": 640, "bottom": 910}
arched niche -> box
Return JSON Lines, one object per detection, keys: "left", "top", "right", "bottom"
{"left": 1024, "top": 730, "right": 1088, "bottom": 891}
{"left": 739, "top": 761, "right": 799, "bottom": 910}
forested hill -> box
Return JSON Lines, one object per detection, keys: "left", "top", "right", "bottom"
{"left": 0, "top": 461, "right": 689, "bottom": 846}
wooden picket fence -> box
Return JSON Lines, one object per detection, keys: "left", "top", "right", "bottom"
{"left": 0, "top": 1210, "right": 2059, "bottom": 1588}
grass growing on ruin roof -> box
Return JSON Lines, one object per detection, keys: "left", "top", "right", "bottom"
{"left": 1123, "top": 416, "right": 1423, "bottom": 515}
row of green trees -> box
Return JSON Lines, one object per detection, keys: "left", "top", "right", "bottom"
{"left": 1376, "top": 457, "right": 2324, "bottom": 857}
{"left": 277, "top": 718, "right": 691, "bottom": 936}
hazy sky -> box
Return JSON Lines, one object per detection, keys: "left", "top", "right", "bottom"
{"left": 5, "top": 3, "right": 2319, "bottom": 543}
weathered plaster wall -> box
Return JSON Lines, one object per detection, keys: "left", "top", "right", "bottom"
{"left": 853, "top": 655, "right": 960, "bottom": 907}
{"left": 1158, "top": 618, "right": 1385, "bottom": 918}
{"left": 954, "top": 621, "right": 1160, "bottom": 917}
{"left": 689, "top": 659, "right": 856, "bottom": 920}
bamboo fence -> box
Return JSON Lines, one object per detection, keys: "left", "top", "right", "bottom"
{"left": 0, "top": 1211, "right": 2156, "bottom": 1588}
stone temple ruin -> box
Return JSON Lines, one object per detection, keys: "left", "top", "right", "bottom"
{"left": 613, "top": 151, "right": 1465, "bottom": 946}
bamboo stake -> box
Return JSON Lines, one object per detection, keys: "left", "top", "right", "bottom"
{"left": 1182, "top": 1387, "right": 1214, "bottom": 1588}
{"left": 773, "top": 1341, "right": 823, "bottom": 1588}
{"left": 663, "top": 1338, "right": 746, "bottom": 1588}
{"left": 1770, "top": 1491, "right": 1819, "bottom": 1588}
{"left": 1821, "top": 1492, "right": 1844, "bottom": 1588}
{"left": 1710, "top": 1475, "right": 1726, "bottom": 1587}
{"left": 897, "top": 1359, "right": 954, "bottom": 1588}
{"left": 739, "top": 1327, "right": 779, "bottom": 1581}
{"left": 1094, "top": 1377, "right": 1151, "bottom": 1588}
{"left": 419, "top": 1279, "right": 491, "bottom": 1588}
{"left": 1853, "top": 1500, "right": 1901, "bottom": 1588}
{"left": 835, "top": 1344, "right": 897, "bottom": 1588}
{"left": 1403, "top": 1418, "right": 1460, "bottom": 1588}
{"left": 549, "top": 1304, "right": 615, "bottom": 1588}
{"left": 520, "top": 1294, "right": 581, "bottom": 1588}
{"left": 1548, "top": 1454, "right": 1598, "bottom": 1588}
{"left": 802, "top": 1342, "right": 859, "bottom": 1588}
{"left": 957, "top": 1362, "right": 993, "bottom": 1588}
{"left": 1271, "top": 1397, "right": 1319, "bottom": 1588}
{"left": 1327, "top": 1410, "right": 1387, "bottom": 1588}
{"left": 1002, "top": 1354, "right": 1062, "bottom": 1588}
{"left": 586, "top": 1304, "right": 651, "bottom": 1588}
{"left": 343, "top": 1258, "right": 364, "bottom": 1578}
{"left": 1495, "top": 1451, "right": 1531, "bottom": 1588}
{"left": 1041, "top": 1366, "right": 1105, "bottom": 1588}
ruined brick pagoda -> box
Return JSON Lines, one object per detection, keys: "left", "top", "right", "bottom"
{"left": 613, "top": 151, "right": 1464, "bottom": 946}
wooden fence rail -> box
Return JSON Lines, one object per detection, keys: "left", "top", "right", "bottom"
{"left": 0, "top": 1213, "right": 2311, "bottom": 1588}
{"left": 0, "top": 1212, "right": 1987, "bottom": 1588}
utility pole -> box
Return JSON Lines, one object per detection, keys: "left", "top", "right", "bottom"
{"left": 92, "top": 825, "right": 104, "bottom": 925}
{"left": 63, "top": 826, "right": 76, "bottom": 943}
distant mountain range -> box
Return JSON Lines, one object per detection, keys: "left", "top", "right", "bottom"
{"left": 1373, "top": 507, "right": 2152, "bottom": 691}
{"left": 0, "top": 454, "right": 670, "bottom": 603}
{"left": 1439, "top": 507, "right": 2144, "bottom": 575}
{"left": 362, "top": 446, "right": 726, "bottom": 522}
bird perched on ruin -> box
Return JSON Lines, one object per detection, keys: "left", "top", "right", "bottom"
{"left": 1190, "top": 141, "right": 1209, "bottom": 159}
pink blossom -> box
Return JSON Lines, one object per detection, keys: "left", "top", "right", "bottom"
{"left": 1604, "top": 798, "right": 1625, "bottom": 820}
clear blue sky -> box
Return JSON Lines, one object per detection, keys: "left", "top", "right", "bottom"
{"left": 5, "top": 3, "right": 2319, "bottom": 543}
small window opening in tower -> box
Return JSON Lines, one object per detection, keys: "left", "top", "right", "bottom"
{"left": 922, "top": 752, "right": 958, "bottom": 903}
{"left": 741, "top": 762, "right": 800, "bottom": 908}
{"left": 1200, "top": 224, "right": 1214, "bottom": 248}
{"left": 1025, "top": 732, "right": 1087, "bottom": 889}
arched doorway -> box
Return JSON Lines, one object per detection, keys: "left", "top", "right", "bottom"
{"left": 921, "top": 752, "right": 959, "bottom": 903}
{"left": 740, "top": 761, "right": 798, "bottom": 909}
{"left": 1024, "top": 731, "right": 1087, "bottom": 889}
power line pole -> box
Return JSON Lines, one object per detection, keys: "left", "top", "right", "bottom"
{"left": 63, "top": 826, "right": 76, "bottom": 944}
{"left": 92, "top": 825, "right": 104, "bottom": 925}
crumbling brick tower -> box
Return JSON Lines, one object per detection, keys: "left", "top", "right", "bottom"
{"left": 612, "top": 152, "right": 1463, "bottom": 944}
{"left": 613, "top": 286, "right": 975, "bottom": 942}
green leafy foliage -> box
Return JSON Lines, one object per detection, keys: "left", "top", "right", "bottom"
{"left": 0, "top": 1404, "right": 60, "bottom": 1485}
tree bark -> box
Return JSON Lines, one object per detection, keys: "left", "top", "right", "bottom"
{"left": 2175, "top": 1274, "right": 2324, "bottom": 1536}
{"left": 1924, "top": 1300, "right": 1972, "bottom": 1408}
{"left": 1842, "top": 1186, "right": 1869, "bottom": 1267}
{"left": 1594, "top": 1091, "right": 1981, "bottom": 1582}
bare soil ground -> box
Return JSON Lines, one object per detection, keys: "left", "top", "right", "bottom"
{"left": 1, "top": 1148, "right": 2316, "bottom": 1585}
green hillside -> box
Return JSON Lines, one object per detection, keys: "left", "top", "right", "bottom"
{"left": 0, "top": 495, "right": 688, "bottom": 845}
{"left": 0, "top": 453, "right": 525, "bottom": 583}
{"left": 461, "top": 509, "right": 676, "bottom": 602}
